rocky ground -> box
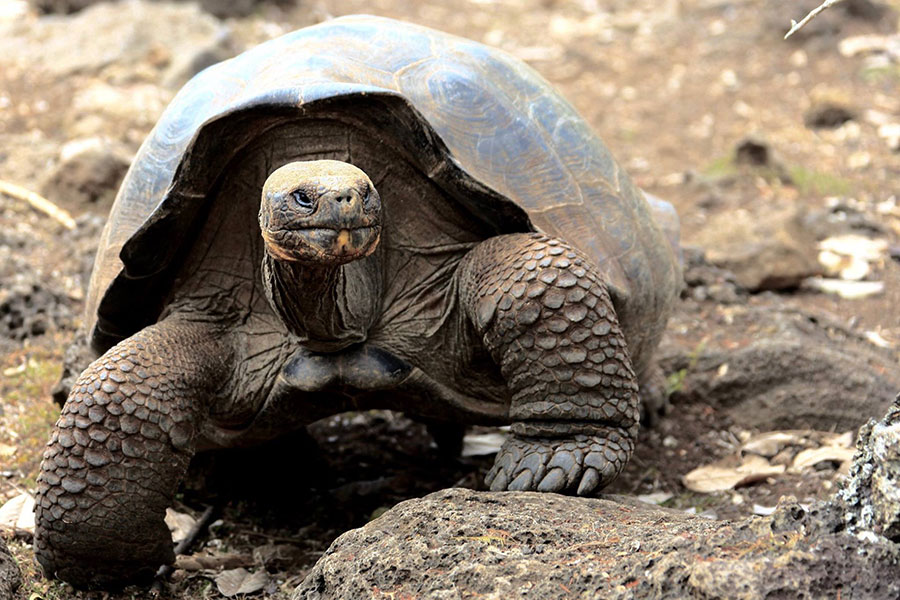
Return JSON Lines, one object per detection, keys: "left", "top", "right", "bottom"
{"left": 1, "top": 0, "right": 899, "bottom": 598}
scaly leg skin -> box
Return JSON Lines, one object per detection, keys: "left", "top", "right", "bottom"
{"left": 459, "top": 233, "right": 639, "bottom": 496}
{"left": 34, "top": 318, "right": 233, "bottom": 589}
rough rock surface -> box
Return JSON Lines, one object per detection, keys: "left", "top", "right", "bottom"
{"left": 690, "top": 205, "right": 822, "bottom": 291}
{"left": 0, "top": 208, "right": 101, "bottom": 352}
{"left": 0, "top": 275, "right": 74, "bottom": 341}
{"left": 30, "top": 0, "right": 290, "bottom": 19}
{"left": 0, "top": 0, "right": 240, "bottom": 192}
{"left": 294, "top": 487, "right": 900, "bottom": 600}
{"left": 838, "top": 396, "right": 900, "bottom": 540}
{"left": 1, "top": 1, "right": 233, "bottom": 84}
{"left": 660, "top": 305, "right": 900, "bottom": 431}
{"left": 41, "top": 137, "right": 131, "bottom": 210}
{"left": 0, "top": 536, "right": 21, "bottom": 600}
{"left": 679, "top": 245, "right": 746, "bottom": 304}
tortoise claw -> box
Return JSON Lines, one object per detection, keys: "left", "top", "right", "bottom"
{"left": 537, "top": 467, "right": 566, "bottom": 493}
{"left": 546, "top": 449, "right": 579, "bottom": 488}
{"left": 577, "top": 467, "right": 601, "bottom": 496}
{"left": 486, "top": 464, "right": 509, "bottom": 491}
{"left": 508, "top": 469, "right": 534, "bottom": 491}
{"left": 487, "top": 431, "right": 631, "bottom": 495}
{"left": 518, "top": 451, "right": 547, "bottom": 485}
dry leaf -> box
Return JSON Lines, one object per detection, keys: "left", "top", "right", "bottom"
{"left": 819, "top": 235, "right": 888, "bottom": 261}
{"left": 822, "top": 431, "right": 854, "bottom": 449}
{"left": 742, "top": 432, "right": 803, "bottom": 458}
{"left": 215, "top": 568, "right": 269, "bottom": 597}
{"left": 2, "top": 362, "right": 26, "bottom": 377}
{"left": 817, "top": 251, "right": 870, "bottom": 280}
{"left": 804, "top": 277, "right": 884, "bottom": 299}
{"left": 165, "top": 508, "right": 197, "bottom": 545}
{"left": 637, "top": 492, "right": 673, "bottom": 505}
{"left": 0, "top": 443, "right": 16, "bottom": 458}
{"left": 682, "top": 455, "right": 785, "bottom": 493}
{"left": 817, "top": 235, "right": 888, "bottom": 280}
{"left": 838, "top": 34, "right": 899, "bottom": 57}
{"left": 791, "top": 446, "right": 856, "bottom": 472}
{"left": 0, "top": 492, "right": 35, "bottom": 532}
{"left": 865, "top": 331, "right": 894, "bottom": 349}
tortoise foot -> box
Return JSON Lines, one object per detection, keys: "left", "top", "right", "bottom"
{"left": 37, "top": 543, "right": 165, "bottom": 590}
{"left": 459, "top": 233, "right": 641, "bottom": 495}
{"left": 35, "top": 318, "right": 232, "bottom": 588}
{"left": 486, "top": 426, "right": 633, "bottom": 496}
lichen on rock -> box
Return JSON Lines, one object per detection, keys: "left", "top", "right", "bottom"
{"left": 836, "top": 394, "right": 900, "bottom": 541}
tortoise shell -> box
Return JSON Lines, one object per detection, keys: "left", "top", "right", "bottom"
{"left": 85, "top": 15, "right": 681, "bottom": 376}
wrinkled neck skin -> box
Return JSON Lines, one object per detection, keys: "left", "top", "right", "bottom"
{"left": 261, "top": 251, "right": 382, "bottom": 353}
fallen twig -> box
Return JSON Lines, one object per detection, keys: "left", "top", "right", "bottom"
{"left": 151, "top": 504, "right": 218, "bottom": 593}
{"left": 784, "top": 0, "right": 845, "bottom": 39}
{"left": 0, "top": 179, "right": 76, "bottom": 230}
{"left": 175, "top": 553, "right": 256, "bottom": 571}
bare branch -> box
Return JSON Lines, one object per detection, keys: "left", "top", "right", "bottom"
{"left": 151, "top": 504, "right": 218, "bottom": 593}
{"left": 784, "top": 0, "right": 846, "bottom": 39}
{"left": 0, "top": 179, "right": 76, "bottom": 230}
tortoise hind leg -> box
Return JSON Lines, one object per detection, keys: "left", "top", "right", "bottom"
{"left": 458, "top": 233, "right": 639, "bottom": 495}
{"left": 34, "top": 317, "right": 234, "bottom": 588}
{"left": 639, "top": 362, "right": 670, "bottom": 426}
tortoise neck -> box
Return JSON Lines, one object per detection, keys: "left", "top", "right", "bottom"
{"left": 261, "top": 254, "right": 381, "bottom": 352}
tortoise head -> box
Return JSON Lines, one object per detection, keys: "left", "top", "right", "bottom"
{"left": 259, "top": 160, "right": 382, "bottom": 265}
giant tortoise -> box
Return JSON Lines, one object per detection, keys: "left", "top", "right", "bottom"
{"left": 35, "top": 15, "right": 682, "bottom": 587}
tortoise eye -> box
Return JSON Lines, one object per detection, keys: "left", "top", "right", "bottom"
{"left": 362, "top": 186, "right": 376, "bottom": 212}
{"left": 291, "top": 190, "right": 314, "bottom": 211}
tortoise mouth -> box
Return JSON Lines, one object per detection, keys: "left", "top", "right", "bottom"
{"left": 262, "top": 225, "right": 381, "bottom": 264}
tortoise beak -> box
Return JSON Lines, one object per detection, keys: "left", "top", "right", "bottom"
{"left": 261, "top": 224, "right": 381, "bottom": 264}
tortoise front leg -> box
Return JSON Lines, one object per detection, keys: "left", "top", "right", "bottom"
{"left": 459, "top": 233, "right": 639, "bottom": 495}
{"left": 34, "top": 318, "right": 234, "bottom": 588}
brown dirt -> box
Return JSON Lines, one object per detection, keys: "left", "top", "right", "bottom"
{"left": 2, "top": 0, "right": 900, "bottom": 598}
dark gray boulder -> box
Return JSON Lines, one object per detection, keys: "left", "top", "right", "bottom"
{"left": 293, "top": 485, "right": 900, "bottom": 600}
{"left": 661, "top": 305, "right": 900, "bottom": 431}
{"left": 295, "top": 398, "right": 900, "bottom": 599}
